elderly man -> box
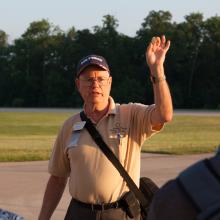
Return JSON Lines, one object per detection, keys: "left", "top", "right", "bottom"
{"left": 38, "top": 35, "right": 173, "bottom": 220}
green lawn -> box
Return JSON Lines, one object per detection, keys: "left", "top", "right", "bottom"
{"left": 0, "top": 111, "right": 75, "bottom": 162}
{"left": 142, "top": 115, "right": 220, "bottom": 154}
{"left": 0, "top": 111, "right": 220, "bottom": 162}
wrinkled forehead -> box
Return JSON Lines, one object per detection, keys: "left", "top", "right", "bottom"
{"left": 79, "top": 65, "right": 110, "bottom": 78}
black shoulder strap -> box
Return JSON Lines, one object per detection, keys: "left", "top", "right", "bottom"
{"left": 177, "top": 155, "right": 220, "bottom": 220}
{"left": 79, "top": 111, "right": 150, "bottom": 210}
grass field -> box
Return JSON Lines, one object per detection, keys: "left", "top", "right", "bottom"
{"left": 0, "top": 111, "right": 74, "bottom": 162}
{"left": 0, "top": 111, "right": 220, "bottom": 162}
{"left": 142, "top": 115, "right": 220, "bottom": 154}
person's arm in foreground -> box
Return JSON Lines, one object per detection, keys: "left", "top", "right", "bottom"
{"left": 38, "top": 175, "right": 67, "bottom": 220}
{"left": 146, "top": 35, "right": 173, "bottom": 126}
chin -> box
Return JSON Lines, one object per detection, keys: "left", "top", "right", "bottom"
{"left": 90, "top": 95, "right": 103, "bottom": 101}
{"left": 91, "top": 99, "right": 103, "bottom": 104}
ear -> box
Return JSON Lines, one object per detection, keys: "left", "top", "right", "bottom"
{"left": 109, "top": 76, "right": 112, "bottom": 86}
{"left": 75, "top": 78, "right": 80, "bottom": 90}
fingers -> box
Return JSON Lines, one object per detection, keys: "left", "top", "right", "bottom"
{"left": 148, "top": 37, "right": 159, "bottom": 53}
{"left": 164, "top": 40, "right": 171, "bottom": 52}
{"left": 146, "top": 42, "right": 153, "bottom": 61}
{"left": 161, "top": 35, "right": 171, "bottom": 52}
{"left": 151, "top": 37, "right": 160, "bottom": 47}
{"left": 146, "top": 43, "right": 152, "bottom": 54}
{"left": 150, "top": 35, "right": 170, "bottom": 51}
{"left": 161, "top": 35, "right": 166, "bottom": 47}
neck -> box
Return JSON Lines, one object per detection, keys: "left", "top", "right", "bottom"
{"left": 85, "top": 101, "right": 109, "bottom": 123}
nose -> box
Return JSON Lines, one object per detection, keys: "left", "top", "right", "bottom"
{"left": 92, "top": 79, "right": 99, "bottom": 83}
{"left": 90, "top": 79, "right": 100, "bottom": 87}
{"left": 89, "top": 81, "right": 99, "bottom": 90}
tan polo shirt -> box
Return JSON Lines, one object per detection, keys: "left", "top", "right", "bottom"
{"left": 48, "top": 97, "right": 163, "bottom": 204}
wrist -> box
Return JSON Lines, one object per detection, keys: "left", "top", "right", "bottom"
{"left": 150, "top": 75, "right": 166, "bottom": 84}
{"left": 149, "top": 65, "right": 164, "bottom": 77}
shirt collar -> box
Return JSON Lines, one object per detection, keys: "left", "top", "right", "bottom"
{"left": 82, "top": 96, "right": 117, "bottom": 116}
{"left": 108, "top": 96, "right": 117, "bottom": 115}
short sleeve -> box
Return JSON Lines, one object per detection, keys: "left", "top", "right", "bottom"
{"left": 48, "top": 123, "right": 71, "bottom": 177}
{"left": 129, "top": 103, "right": 164, "bottom": 146}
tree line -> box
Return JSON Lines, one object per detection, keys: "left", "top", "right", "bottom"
{"left": 0, "top": 11, "right": 220, "bottom": 109}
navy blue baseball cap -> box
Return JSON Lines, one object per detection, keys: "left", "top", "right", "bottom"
{"left": 76, "top": 54, "right": 110, "bottom": 77}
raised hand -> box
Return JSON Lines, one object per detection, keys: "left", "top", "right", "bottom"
{"left": 146, "top": 35, "right": 170, "bottom": 73}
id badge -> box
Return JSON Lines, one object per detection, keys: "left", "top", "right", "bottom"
{"left": 67, "top": 121, "right": 86, "bottom": 149}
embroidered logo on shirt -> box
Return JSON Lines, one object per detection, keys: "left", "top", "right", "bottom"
{"left": 110, "top": 122, "right": 127, "bottom": 145}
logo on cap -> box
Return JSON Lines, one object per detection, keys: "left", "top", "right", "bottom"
{"left": 76, "top": 54, "right": 109, "bottom": 77}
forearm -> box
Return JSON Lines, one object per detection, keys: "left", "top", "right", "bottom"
{"left": 151, "top": 65, "right": 173, "bottom": 122}
{"left": 38, "top": 175, "right": 68, "bottom": 220}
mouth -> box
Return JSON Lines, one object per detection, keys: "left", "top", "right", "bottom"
{"left": 91, "top": 91, "right": 102, "bottom": 96}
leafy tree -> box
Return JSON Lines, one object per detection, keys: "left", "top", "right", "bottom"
{"left": 197, "top": 16, "right": 220, "bottom": 108}
{"left": 0, "top": 12, "right": 220, "bottom": 109}
{"left": 0, "top": 30, "right": 8, "bottom": 47}
{"left": 135, "top": 11, "right": 175, "bottom": 105}
{"left": 165, "top": 13, "right": 204, "bottom": 108}
{"left": 136, "top": 10, "right": 173, "bottom": 39}
{"left": 22, "top": 19, "right": 62, "bottom": 39}
{"left": 0, "top": 31, "right": 12, "bottom": 106}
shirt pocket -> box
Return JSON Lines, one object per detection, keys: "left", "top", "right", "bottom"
{"left": 108, "top": 132, "right": 127, "bottom": 165}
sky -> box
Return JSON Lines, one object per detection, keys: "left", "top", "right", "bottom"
{"left": 1, "top": 0, "right": 220, "bottom": 43}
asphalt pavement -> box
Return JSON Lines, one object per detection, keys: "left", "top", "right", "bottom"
{"left": 0, "top": 153, "right": 213, "bottom": 220}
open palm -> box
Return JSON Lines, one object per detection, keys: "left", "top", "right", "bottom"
{"left": 146, "top": 35, "right": 170, "bottom": 69}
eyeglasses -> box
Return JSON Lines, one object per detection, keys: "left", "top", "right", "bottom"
{"left": 79, "top": 77, "right": 110, "bottom": 86}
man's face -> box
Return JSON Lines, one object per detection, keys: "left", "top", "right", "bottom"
{"left": 75, "top": 66, "right": 112, "bottom": 106}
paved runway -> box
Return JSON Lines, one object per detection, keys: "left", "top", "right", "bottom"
{"left": 0, "top": 153, "right": 213, "bottom": 220}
